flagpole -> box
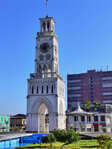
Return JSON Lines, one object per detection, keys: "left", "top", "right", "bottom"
{"left": 46, "top": 0, "right": 48, "bottom": 17}
{"left": 47, "top": 4, "right": 48, "bottom": 17}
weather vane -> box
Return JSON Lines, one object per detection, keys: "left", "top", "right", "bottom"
{"left": 46, "top": 0, "right": 48, "bottom": 17}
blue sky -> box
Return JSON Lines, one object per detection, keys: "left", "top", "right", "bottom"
{"left": 0, "top": 0, "right": 112, "bottom": 115}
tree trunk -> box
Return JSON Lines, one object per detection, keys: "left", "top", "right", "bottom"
{"left": 60, "top": 143, "right": 68, "bottom": 149}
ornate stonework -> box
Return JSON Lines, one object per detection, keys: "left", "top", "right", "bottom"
{"left": 26, "top": 16, "right": 66, "bottom": 133}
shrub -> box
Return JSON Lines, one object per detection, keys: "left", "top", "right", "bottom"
{"left": 97, "top": 134, "right": 111, "bottom": 148}
{"left": 53, "top": 129, "right": 66, "bottom": 142}
{"left": 53, "top": 129, "right": 80, "bottom": 149}
{"left": 101, "top": 140, "right": 112, "bottom": 149}
{"left": 42, "top": 134, "right": 56, "bottom": 147}
{"left": 42, "top": 135, "right": 48, "bottom": 143}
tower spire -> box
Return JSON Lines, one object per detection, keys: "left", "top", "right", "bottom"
{"left": 46, "top": 0, "right": 48, "bottom": 17}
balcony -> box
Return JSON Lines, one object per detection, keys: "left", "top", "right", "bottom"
{"left": 30, "top": 72, "right": 63, "bottom": 80}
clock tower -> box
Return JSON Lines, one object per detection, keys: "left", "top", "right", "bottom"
{"left": 26, "top": 16, "right": 66, "bottom": 133}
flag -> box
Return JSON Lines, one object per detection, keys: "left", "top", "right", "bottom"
{"left": 46, "top": 0, "right": 48, "bottom": 5}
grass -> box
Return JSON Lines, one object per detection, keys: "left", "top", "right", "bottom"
{"left": 15, "top": 140, "right": 98, "bottom": 149}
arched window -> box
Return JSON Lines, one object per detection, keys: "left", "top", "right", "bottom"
{"left": 43, "top": 22, "right": 45, "bottom": 32}
{"left": 39, "top": 55, "right": 44, "bottom": 60}
{"left": 42, "top": 64, "right": 46, "bottom": 78}
{"left": 39, "top": 64, "right": 42, "bottom": 74}
{"left": 48, "top": 64, "right": 52, "bottom": 78}
{"left": 47, "top": 22, "right": 50, "bottom": 31}
{"left": 46, "top": 85, "right": 48, "bottom": 93}
{"left": 46, "top": 54, "right": 51, "bottom": 60}
{"left": 51, "top": 85, "right": 54, "bottom": 93}
{"left": 41, "top": 86, "right": 44, "bottom": 93}
{"left": 32, "top": 86, "right": 34, "bottom": 94}
{"left": 37, "top": 86, "right": 38, "bottom": 94}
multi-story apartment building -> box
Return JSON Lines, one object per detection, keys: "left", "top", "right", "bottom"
{"left": 10, "top": 114, "right": 26, "bottom": 130}
{"left": 0, "top": 115, "right": 10, "bottom": 132}
{"left": 67, "top": 70, "right": 112, "bottom": 111}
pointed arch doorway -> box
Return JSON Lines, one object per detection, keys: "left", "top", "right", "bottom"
{"left": 30, "top": 97, "right": 54, "bottom": 133}
{"left": 38, "top": 103, "right": 49, "bottom": 133}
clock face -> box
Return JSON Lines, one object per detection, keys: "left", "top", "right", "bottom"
{"left": 40, "top": 43, "right": 50, "bottom": 53}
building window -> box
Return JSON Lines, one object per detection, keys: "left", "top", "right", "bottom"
{"left": 46, "top": 54, "right": 51, "bottom": 60}
{"left": 100, "top": 106, "right": 105, "bottom": 113}
{"left": 46, "top": 86, "right": 48, "bottom": 93}
{"left": 68, "top": 79, "right": 81, "bottom": 83}
{"left": 68, "top": 94, "right": 81, "bottom": 98}
{"left": 68, "top": 86, "right": 81, "bottom": 90}
{"left": 94, "top": 116, "right": 98, "bottom": 122}
{"left": 1, "top": 117, "right": 3, "bottom": 122}
{"left": 94, "top": 125, "right": 99, "bottom": 132}
{"left": 81, "top": 116, "right": 85, "bottom": 122}
{"left": 74, "top": 128, "right": 78, "bottom": 131}
{"left": 90, "top": 85, "right": 93, "bottom": 87}
{"left": 51, "top": 85, "right": 53, "bottom": 93}
{"left": 41, "top": 86, "right": 44, "bottom": 93}
{"left": 17, "top": 119, "right": 20, "bottom": 125}
{"left": 12, "top": 120, "right": 16, "bottom": 124}
{"left": 101, "top": 116, "right": 105, "bottom": 122}
{"left": 32, "top": 86, "right": 34, "bottom": 94}
{"left": 90, "top": 81, "right": 93, "bottom": 84}
{"left": 90, "top": 88, "right": 93, "bottom": 91}
{"left": 39, "top": 55, "right": 44, "bottom": 60}
{"left": 103, "top": 92, "right": 112, "bottom": 96}
{"left": 91, "top": 99, "right": 93, "bottom": 103}
{"left": 90, "top": 77, "right": 93, "bottom": 80}
{"left": 106, "top": 107, "right": 111, "bottom": 113}
{"left": 55, "top": 48, "right": 57, "bottom": 55}
{"left": 23, "top": 120, "right": 26, "bottom": 125}
{"left": 47, "top": 22, "right": 50, "bottom": 31}
{"left": 42, "top": 22, "right": 45, "bottom": 32}
{"left": 90, "top": 92, "right": 93, "bottom": 95}
{"left": 74, "top": 116, "right": 78, "bottom": 122}
{"left": 90, "top": 96, "right": 93, "bottom": 99}
{"left": 4, "top": 117, "right": 6, "bottom": 122}
{"left": 103, "top": 83, "right": 112, "bottom": 88}
{"left": 87, "top": 128, "right": 91, "bottom": 132}
{"left": 102, "top": 76, "right": 112, "bottom": 81}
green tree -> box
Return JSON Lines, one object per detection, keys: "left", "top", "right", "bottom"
{"left": 83, "top": 101, "right": 91, "bottom": 110}
{"left": 53, "top": 129, "right": 80, "bottom": 149}
{"left": 93, "top": 102, "right": 101, "bottom": 111}
{"left": 83, "top": 101, "right": 101, "bottom": 111}
{"left": 42, "top": 134, "right": 56, "bottom": 147}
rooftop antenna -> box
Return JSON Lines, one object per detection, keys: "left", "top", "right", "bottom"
{"left": 46, "top": 0, "right": 48, "bottom": 17}
{"left": 100, "top": 66, "right": 103, "bottom": 71}
{"left": 107, "top": 65, "right": 108, "bottom": 71}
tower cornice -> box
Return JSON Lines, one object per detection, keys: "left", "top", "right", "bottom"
{"left": 39, "top": 17, "right": 56, "bottom": 23}
{"left": 36, "top": 32, "right": 58, "bottom": 41}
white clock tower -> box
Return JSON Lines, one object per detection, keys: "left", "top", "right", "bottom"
{"left": 26, "top": 16, "right": 66, "bottom": 133}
